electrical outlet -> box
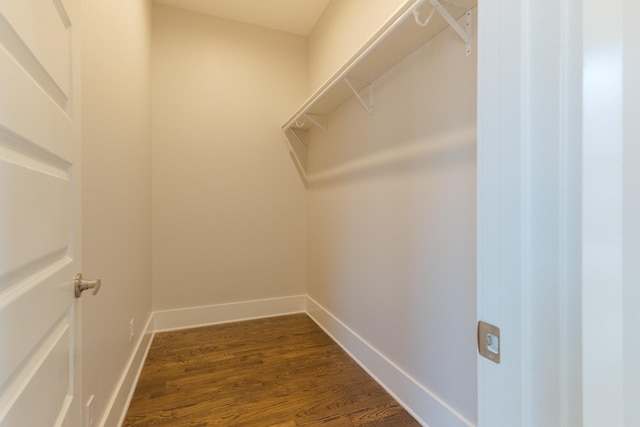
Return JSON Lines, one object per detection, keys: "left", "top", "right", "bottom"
{"left": 129, "top": 318, "right": 134, "bottom": 343}
{"left": 85, "top": 395, "right": 95, "bottom": 427}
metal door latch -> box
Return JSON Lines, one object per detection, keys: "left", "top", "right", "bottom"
{"left": 478, "top": 321, "right": 500, "bottom": 364}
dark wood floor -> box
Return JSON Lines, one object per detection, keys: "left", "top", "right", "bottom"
{"left": 123, "top": 314, "right": 420, "bottom": 426}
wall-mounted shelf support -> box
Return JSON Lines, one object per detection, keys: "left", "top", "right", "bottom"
{"left": 286, "top": 127, "right": 308, "bottom": 148}
{"left": 413, "top": 0, "right": 472, "bottom": 56}
{"left": 282, "top": 0, "right": 476, "bottom": 175}
{"left": 344, "top": 77, "right": 374, "bottom": 115}
{"left": 303, "top": 113, "right": 328, "bottom": 131}
{"left": 463, "top": 9, "right": 471, "bottom": 56}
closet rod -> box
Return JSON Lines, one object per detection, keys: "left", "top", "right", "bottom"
{"left": 283, "top": 0, "right": 427, "bottom": 131}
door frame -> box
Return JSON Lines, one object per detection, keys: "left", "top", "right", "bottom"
{"left": 477, "top": 0, "right": 636, "bottom": 425}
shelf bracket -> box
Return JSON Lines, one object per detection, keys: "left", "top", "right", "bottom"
{"left": 413, "top": 0, "right": 472, "bottom": 56}
{"left": 462, "top": 9, "right": 472, "bottom": 56}
{"left": 344, "top": 77, "right": 374, "bottom": 115}
{"left": 303, "top": 113, "right": 328, "bottom": 131}
{"left": 285, "top": 127, "right": 308, "bottom": 148}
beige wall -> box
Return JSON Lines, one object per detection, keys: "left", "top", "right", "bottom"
{"left": 306, "top": 12, "right": 478, "bottom": 424}
{"left": 81, "top": 0, "right": 152, "bottom": 423}
{"left": 151, "top": 5, "right": 308, "bottom": 311}
{"left": 307, "top": 0, "right": 406, "bottom": 92}
{"left": 80, "top": 2, "right": 477, "bottom": 423}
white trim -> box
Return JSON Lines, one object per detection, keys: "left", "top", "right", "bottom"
{"left": 153, "top": 295, "right": 307, "bottom": 332}
{"left": 623, "top": 2, "right": 640, "bottom": 425}
{"left": 582, "top": 0, "right": 625, "bottom": 425}
{"left": 102, "top": 295, "right": 476, "bottom": 426}
{"left": 306, "top": 296, "right": 475, "bottom": 427}
{"left": 98, "top": 313, "right": 155, "bottom": 427}
{"left": 476, "top": 0, "right": 527, "bottom": 424}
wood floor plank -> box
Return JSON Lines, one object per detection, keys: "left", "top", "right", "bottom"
{"left": 124, "top": 314, "right": 420, "bottom": 426}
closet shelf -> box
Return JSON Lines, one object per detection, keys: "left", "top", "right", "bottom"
{"left": 282, "top": 0, "right": 476, "bottom": 172}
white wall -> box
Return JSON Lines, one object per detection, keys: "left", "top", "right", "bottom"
{"left": 151, "top": 5, "right": 308, "bottom": 312}
{"left": 306, "top": 12, "right": 477, "bottom": 426}
{"left": 307, "top": 0, "right": 406, "bottom": 92}
{"left": 81, "top": 0, "right": 152, "bottom": 424}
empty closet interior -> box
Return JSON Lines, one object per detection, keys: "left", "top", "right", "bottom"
{"left": 84, "top": 0, "right": 478, "bottom": 425}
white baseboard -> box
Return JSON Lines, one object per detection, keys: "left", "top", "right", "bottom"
{"left": 153, "top": 295, "right": 307, "bottom": 332}
{"left": 99, "top": 312, "right": 155, "bottom": 427}
{"left": 305, "top": 296, "right": 475, "bottom": 427}
{"left": 103, "top": 296, "right": 474, "bottom": 427}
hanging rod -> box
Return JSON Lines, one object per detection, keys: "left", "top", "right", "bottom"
{"left": 291, "top": 113, "right": 328, "bottom": 131}
{"left": 413, "top": 0, "right": 472, "bottom": 55}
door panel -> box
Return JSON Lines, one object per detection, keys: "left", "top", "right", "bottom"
{"left": 0, "top": 0, "right": 70, "bottom": 97}
{"left": 0, "top": 145, "right": 70, "bottom": 287}
{"left": 0, "top": 0, "right": 70, "bottom": 108}
{"left": 0, "top": 0, "right": 81, "bottom": 425}
{"left": 1, "top": 318, "right": 73, "bottom": 426}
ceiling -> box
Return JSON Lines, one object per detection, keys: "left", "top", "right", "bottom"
{"left": 153, "top": 0, "right": 331, "bottom": 36}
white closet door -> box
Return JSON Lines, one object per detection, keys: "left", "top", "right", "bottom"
{"left": 0, "top": 0, "right": 83, "bottom": 425}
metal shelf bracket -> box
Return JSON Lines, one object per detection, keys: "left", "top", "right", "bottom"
{"left": 344, "top": 77, "right": 374, "bottom": 115}
{"left": 285, "top": 127, "right": 308, "bottom": 148}
{"left": 413, "top": 0, "right": 472, "bottom": 56}
{"left": 463, "top": 9, "right": 472, "bottom": 56}
{"left": 303, "top": 113, "right": 328, "bottom": 131}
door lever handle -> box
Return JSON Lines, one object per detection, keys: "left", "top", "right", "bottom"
{"left": 74, "top": 274, "right": 101, "bottom": 298}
